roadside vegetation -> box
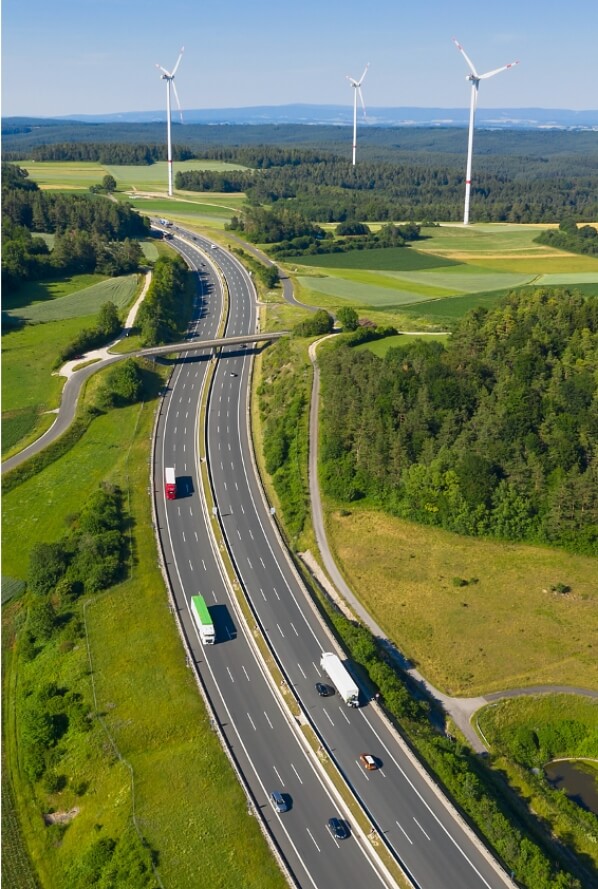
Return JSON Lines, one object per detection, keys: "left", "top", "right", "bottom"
{"left": 1, "top": 364, "right": 286, "bottom": 889}
{"left": 3, "top": 149, "right": 598, "bottom": 889}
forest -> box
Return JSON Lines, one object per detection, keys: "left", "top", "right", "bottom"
{"left": 3, "top": 120, "right": 598, "bottom": 223}
{"left": 318, "top": 289, "right": 598, "bottom": 555}
{"left": 1, "top": 163, "right": 149, "bottom": 292}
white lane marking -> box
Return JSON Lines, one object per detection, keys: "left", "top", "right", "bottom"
{"left": 290, "top": 622, "right": 299, "bottom": 636}
{"left": 242, "top": 665, "right": 250, "bottom": 681}
{"left": 277, "top": 624, "right": 285, "bottom": 638}
{"left": 260, "top": 588, "right": 267, "bottom": 601}
{"left": 322, "top": 709, "right": 334, "bottom": 726}
{"left": 273, "top": 765, "right": 284, "bottom": 786}
{"left": 396, "top": 820, "right": 413, "bottom": 844}
{"left": 182, "top": 531, "right": 186, "bottom": 542}
{"left": 188, "top": 560, "right": 194, "bottom": 572}
{"left": 306, "top": 829, "right": 320, "bottom": 853}
{"left": 202, "top": 559, "right": 207, "bottom": 571}
{"left": 247, "top": 712, "right": 257, "bottom": 731}
{"left": 260, "top": 557, "right": 266, "bottom": 568}
{"left": 291, "top": 763, "right": 303, "bottom": 785}
{"left": 297, "top": 662, "right": 307, "bottom": 679}
{"left": 248, "top": 529, "right": 254, "bottom": 540}
{"left": 235, "top": 482, "right": 239, "bottom": 491}
{"left": 359, "top": 710, "right": 496, "bottom": 887}
{"left": 313, "top": 662, "right": 322, "bottom": 676}
{"left": 247, "top": 557, "right": 253, "bottom": 569}
{"left": 273, "top": 587, "right": 280, "bottom": 600}
{"left": 264, "top": 711, "right": 274, "bottom": 730}
{"left": 237, "top": 529, "right": 242, "bottom": 540}
{"left": 413, "top": 818, "right": 431, "bottom": 841}
{"left": 338, "top": 707, "right": 351, "bottom": 724}
{"left": 226, "top": 667, "right": 234, "bottom": 683}
{"left": 194, "top": 531, "right": 199, "bottom": 542}
{"left": 240, "top": 504, "right": 245, "bottom": 514}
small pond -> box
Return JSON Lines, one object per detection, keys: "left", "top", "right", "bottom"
{"left": 544, "top": 760, "right": 598, "bottom": 815}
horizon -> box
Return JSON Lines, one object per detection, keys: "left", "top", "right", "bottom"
{"left": 2, "top": 0, "right": 598, "bottom": 118}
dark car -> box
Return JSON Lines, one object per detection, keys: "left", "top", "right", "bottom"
{"left": 270, "top": 791, "right": 288, "bottom": 813}
{"left": 315, "top": 682, "right": 333, "bottom": 697}
{"left": 327, "top": 817, "right": 349, "bottom": 840}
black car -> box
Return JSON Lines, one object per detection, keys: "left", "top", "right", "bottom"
{"left": 315, "top": 682, "right": 333, "bottom": 697}
{"left": 327, "top": 817, "right": 349, "bottom": 840}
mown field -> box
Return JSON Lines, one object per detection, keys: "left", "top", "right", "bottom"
{"left": 3, "top": 275, "right": 139, "bottom": 324}
{"left": 324, "top": 506, "right": 598, "bottom": 697}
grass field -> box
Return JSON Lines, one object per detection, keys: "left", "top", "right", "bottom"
{"left": 325, "top": 506, "right": 598, "bottom": 697}
{"left": 1, "top": 374, "right": 286, "bottom": 889}
{"left": 3, "top": 275, "right": 139, "bottom": 324}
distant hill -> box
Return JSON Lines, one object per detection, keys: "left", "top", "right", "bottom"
{"left": 4, "top": 105, "right": 598, "bottom": 130}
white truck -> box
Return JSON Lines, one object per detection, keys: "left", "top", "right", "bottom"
{"left": 191, "top": 595, "right": 215, "bottom": 645}
{"left": 320, "top": 652, "right": 359, "bottom": 707}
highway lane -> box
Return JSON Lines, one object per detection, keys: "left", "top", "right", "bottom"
{"left": 154, "top": 231, "right": 391, "bottom": 889}
{"left": 199, "top": 238, "right": 513, "bottom": 888}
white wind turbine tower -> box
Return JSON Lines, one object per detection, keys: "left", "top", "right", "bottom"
{"left": 156, "top": 47, "right": 184, "bottom": 197}
{"left": 453, "top": 38, "right": 519, "bottom": 224}
{"left": 346, "top": 63, "right": 369, "bottom": 166}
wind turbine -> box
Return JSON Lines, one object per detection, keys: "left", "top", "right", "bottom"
{"left": 453, "top": 38, "right": 519, "bottom": 224}
{"left": 346, "top": 63, "right": 369, "bottom": 166}
{"left": 156, "top": 47, "right": 184, "bottom": 197}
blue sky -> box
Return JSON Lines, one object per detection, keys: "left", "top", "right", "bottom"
{"left": 2, "top": 0, "right": 597, "bottom": 117}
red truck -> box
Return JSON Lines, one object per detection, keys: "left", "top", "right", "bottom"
{"left": 164, "top": 467, "right": 177, "bottom": 500}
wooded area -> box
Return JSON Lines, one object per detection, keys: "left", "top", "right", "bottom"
{"left": 318, "top": 290, "right": 598, "bottom": 555}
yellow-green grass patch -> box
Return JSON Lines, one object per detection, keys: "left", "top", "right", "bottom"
{"left": 355, "top": 333, "right": 450, "bottom": 356}
{"left": 20, "top": 160, "right": 109, "bottom": 187}
{"left": 296, "top": 275, "right": 436, "bottom": 307}
{"left": 105, "top": 159, "right": 248, "bottom": 190}
{"left": 325, "top": 507, "right": 598, "bottom": 697}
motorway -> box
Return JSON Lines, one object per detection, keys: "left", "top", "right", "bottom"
{"left": 153, "top": 231, "right": 390, "bottom": 889}
{"left": 154, "top": 227, "right": 514, "bottom": 889}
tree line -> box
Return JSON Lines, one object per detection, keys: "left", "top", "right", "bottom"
{"left": 318, "top": 289, "right": 597, "bottom": 555}
{"left": 536, "top": 217, "right": 598, "bottom": 256}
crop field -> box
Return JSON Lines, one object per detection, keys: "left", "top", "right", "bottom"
{"left": 296, "top": 246, "right": 459, "bottom": 271}
{"left": 19, "top": 160, "right": 107, "bottom": 188}
{"left": 286, "top": 224, "right": 598, "bottom": 324}
{"left": 3, "top": 274, "right": 139, "bottom": 323}
{"left": 326, "top": 507, "right": 598, "bottom": 697}
{"left": 20, "top": 158, "right": 247, "bottom": 192}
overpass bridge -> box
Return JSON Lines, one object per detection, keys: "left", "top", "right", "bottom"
{"left": 138, "top": 330, "right": 288, "bottom": 360}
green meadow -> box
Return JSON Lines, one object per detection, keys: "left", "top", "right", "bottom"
{"left": 3, "top": 275, "right": 139, "bottom": 323}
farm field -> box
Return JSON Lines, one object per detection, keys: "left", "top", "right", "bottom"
{"left": 325, "top": 506, "right": 598, "bottom": 697}
{"left": 287, "top": 223, "right": 598, "bottom": 325}
{"left": 20, "top": 158, "right": 247, "bottom": 190}
{"left": 3, "top": 274, "right": 139, "bottom": 323}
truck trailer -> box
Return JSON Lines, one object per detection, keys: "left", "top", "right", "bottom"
{"left": 164, "top": 467, "right": 177, "bottom": 500}
{"left": 320, "top": 652, "right": 359, "bottom": 707}
{"left": 191, "top": 595, "right": 215, "bottom": 645}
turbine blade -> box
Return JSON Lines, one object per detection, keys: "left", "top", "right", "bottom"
{"left": 156, "top": 64, "right": 171, "bottom": 76}
{"left": 452, "top": 37, "right": 478, "bottom": 77}
{"left": 171, "top": 46, "right": 184, "bottom": 76}
{"left": 358, "top": 87, "right": 367, "bottom": 117}
{"left": 346, "top": 75, "right": 358, "bottom": 86}
{"left": 358, "top": 63, "right": 370, "bottom": 85}
{"left": 479, "top": 60, "right": 520, "bottom": 79}
{"left": 172, "top": 81, "right": 183, "bottom": 121}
